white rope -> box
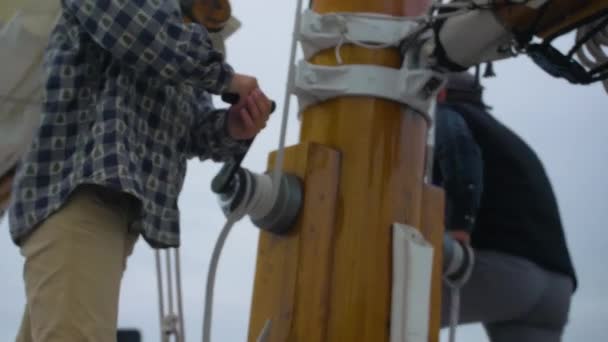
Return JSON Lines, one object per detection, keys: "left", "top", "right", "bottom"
{"left": 202, "top": 166, "right": 251, "bottom": 342}
{"left": 166, "top": 252, "right": 175, "bottom": 327}
{"left": 575, "top": 17, "right": 608, "bottom": 92}
{"left": 272, "top": 0, "right": 306, "bottom": 192}
{"left": 202, "top": 218, "right": 238, "bottom": 342}
{"left": 202, "top": 170, "right": 278, "bottom": 342}
{"left": 175, "top": 248, "right": 186, "bottom": 342}
{"left": 334, "top": 35, "right": 345, "bottom": 64}
{"left": 155, "top": 248, "right": 185, "bottom": 342}
{"left": 155, "top": 251, "right": 167, "bottom": 342}
{"left": 447, "top": 285, "right": 461, "bottom": 342}
{"left": 443, "top": 244, "right": 475, "bottom": 342}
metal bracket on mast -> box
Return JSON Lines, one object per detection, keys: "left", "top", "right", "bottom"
{"left": 293, "top": 9, "right": 446, "bottom": 119}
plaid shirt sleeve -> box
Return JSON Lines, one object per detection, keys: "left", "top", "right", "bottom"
{"left": 188, "top": 92, "right": 249, "bottom": 161}
{"left": 63, "top": 0, "right": 233, "bottom": 94}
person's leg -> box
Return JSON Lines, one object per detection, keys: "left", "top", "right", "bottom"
{"left": 441, "top": 250, "right": 548, "bottom": 326}
{"left": 15, "top": 308, "right": 33, "bottom": 342}
{"left": 484, "top": 271, "right": 573, "bottom": 342}
{"left": 16, "top": 185, "right": 139, "bottom": 342}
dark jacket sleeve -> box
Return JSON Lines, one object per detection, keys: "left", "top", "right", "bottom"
{"left": 433, "top": 105, "right": 483, "bottom": 233}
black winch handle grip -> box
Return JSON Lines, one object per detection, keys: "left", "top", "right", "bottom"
{"left": 211, "top": 93, "right": 276, "bottom": 194}
{"left": 220, "top": 93, "right": 276, "bottom": 113}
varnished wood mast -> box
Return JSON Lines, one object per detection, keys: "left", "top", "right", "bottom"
{"left": 248, "top": 1, "right": 436, "bottom": 341}
{"left": 246, "top": 1, "right": 606, "bottom": 341}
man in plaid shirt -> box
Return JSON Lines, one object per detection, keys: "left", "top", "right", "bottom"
{"left": 7, "top": 0, "right": 273, "bottom": 340}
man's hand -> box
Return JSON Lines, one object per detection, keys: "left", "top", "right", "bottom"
{"left": 449, "top": 230, "right": 471, "bottom": 244}
{"left": 227, "top": 88, "right": 272, "bottom": 140}
{"left": 227, "top": 73, "right": 259, "bottom": 109}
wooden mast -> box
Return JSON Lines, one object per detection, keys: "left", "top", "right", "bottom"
{"left": 248, "top": 0, "right": 439, "bottom": 341}
{"left": 246, "top": 1, "right": 607, "bottom": 342}
{"left": 299, "top": 1, "right": 435, "bottom": 342}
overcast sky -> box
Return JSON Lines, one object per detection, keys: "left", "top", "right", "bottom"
{"left": 1, "top": 1, "right": 607, "bottom": 341}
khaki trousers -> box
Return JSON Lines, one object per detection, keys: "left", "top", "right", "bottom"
{"left": 16, "top": 185, "right": 139, "bottom": 342}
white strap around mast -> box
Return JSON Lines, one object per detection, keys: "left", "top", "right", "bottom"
{"left": 293, "top": 9, "right": 445, "bottom": 119}
{"left": 295, "top": 60, "right": 444, "bottom": 119}
{"left": 298, "top": 9, "right": 423, "bottom": 60}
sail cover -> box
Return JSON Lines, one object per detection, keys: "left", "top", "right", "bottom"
{"left": 0, "top": 0, "right": 60, "bottom": 177}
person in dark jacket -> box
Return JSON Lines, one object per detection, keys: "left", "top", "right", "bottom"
{"left": 434, "top": 72, "right": 576, "bottom": 342}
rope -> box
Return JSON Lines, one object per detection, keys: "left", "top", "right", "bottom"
{"left": 202, "top": 218, "right": 238, "bottom": 342}
{"left": 155, "top": 251, "right": 167, "bottom": 342}
{"left": 447, "top": 286, "right": 460, "bottom": 342}
{"left": 155, "top": 248, "right": 185, "bottom": 342}
{"left": 175, "top": 248, "right": 186, "bottom": 342}
{"left": 272, "top": 0, "right": 306, "bottom": 193}
{"left": 202, "top": 167, "right": 251, "bottom": 342}
{"left": 166, "top": 252, "right": 175, "bottom": 331}
{"left": 202, "top": 170, "right": 278, "bottom": 342}
{"left": 443, "top": 244, "right": 475, "bottom": 342}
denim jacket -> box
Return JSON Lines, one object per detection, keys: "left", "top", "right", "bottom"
{"left": 433, "top": 104, "right": 484, "bottom": 233}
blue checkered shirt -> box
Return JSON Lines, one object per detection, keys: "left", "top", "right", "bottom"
{"left": 9, "top": 0, "right": 247, "bottom": 247}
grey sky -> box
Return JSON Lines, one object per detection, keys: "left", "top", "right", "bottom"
{"left": 1, "top": 0, "right": 607, "bottom": 341}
